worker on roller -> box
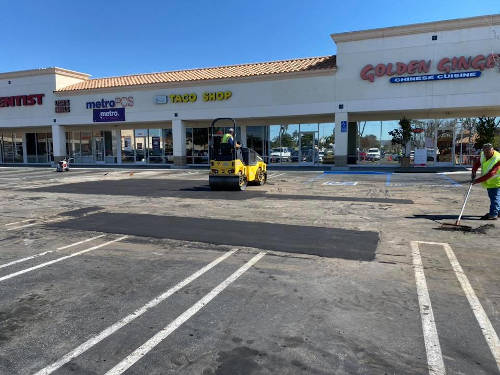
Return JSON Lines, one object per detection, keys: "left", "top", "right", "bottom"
{"left": 221, "top": 128, "right": 235, "bottom": 147}
{"left": 471, "top": 143, "right": 500, "bottom": 220}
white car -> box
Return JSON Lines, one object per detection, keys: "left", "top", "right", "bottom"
{"left": 366, "top": 148, "right": 381, "bottom": 161}
{"left": 270, "top": 147, "right": 292, "bottom": 162}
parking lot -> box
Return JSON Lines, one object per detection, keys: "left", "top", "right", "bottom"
{"left": 0, "top": 167, "right": 499, "bottom": 374}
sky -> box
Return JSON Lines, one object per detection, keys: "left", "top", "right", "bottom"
{"left": 1, "top": 1, "right": 499, "bottom": 78}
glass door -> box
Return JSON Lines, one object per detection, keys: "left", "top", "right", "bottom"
{"left": 134, "top": 129, "right": 148, "bottom": 163}
{"left": 299, "top": 131, "right": 318, "bottom": 165}
{"left": 94, "top": 134, "right": 105, "bottom": 163}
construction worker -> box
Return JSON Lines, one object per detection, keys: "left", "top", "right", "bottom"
{"left": 221, "top": 128, "right": 235, "bottom": 147}
{"left": 471, "top": 143, "right": 500, "bottom": 220}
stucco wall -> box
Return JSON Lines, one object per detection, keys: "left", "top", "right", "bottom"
{"left": 334, "top": 25, "right": 500, "bottom": 114}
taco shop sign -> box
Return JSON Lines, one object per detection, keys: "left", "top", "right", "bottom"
{"left": 360, "top": 53, "right": 499, "bottom": 83}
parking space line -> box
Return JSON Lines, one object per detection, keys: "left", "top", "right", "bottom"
{"left": 104, "top": 251, "right": 266, "bottom": 375}
{"left": 410, "top": 241, "right": 445, "bottom": 375}
{"left": 5, "top": 219, "right": 35, "bottom": 226}
{"left": 33, "top": 248, "right": 238, "bottom": 375}
{"left": 0, "top": 235, "right": 106, "bottom": 270}
{"left": 56, "top": 235, "right": 106, "bottom": 250}
{"left": 419, "top": 241, "right": 500, "bottom": 372}
{"left": 268, "top": 172, "right": 285, "bottom": 179}
{"left": 436, "top": 173, "right": 461, "bottom": 187}
{"left": 0, "top": 236, "right": 127, "bottom": 283}
{"left": 6, "top": 218, "right": 63, "bottom": 231}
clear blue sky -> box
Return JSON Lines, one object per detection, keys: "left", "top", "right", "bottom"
{"left": 1, "top": 1, "right": 498, "bottom": 78}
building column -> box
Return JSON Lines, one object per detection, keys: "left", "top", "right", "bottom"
{"left": 22, "top": 133, "right": 28, "bottom": 164}
{"left": 114, "top": 129, "right": 122, "bottom": 164}
{"left": 51, "top": 124, "right": 66, "bottom": 163}
{"left": 334, "top": 112, "right": 349, "bottom": 166}
{"left": 172, "top": 118, "right": 186, "bottom": 166}
{"left": 240, "top": 125, "right": 247, "bottom": 147}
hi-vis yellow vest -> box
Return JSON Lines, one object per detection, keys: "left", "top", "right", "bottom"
{"left": 480, "top": 150, "right": 500, "bottom": 188}
{"left": 222, "top": 133, "right": 233, "bottom": 143}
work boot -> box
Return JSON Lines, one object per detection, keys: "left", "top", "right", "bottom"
{"left": 480, "top": 213, "right": 498, "bottom": 220}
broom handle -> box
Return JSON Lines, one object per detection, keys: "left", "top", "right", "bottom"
{"left": 456, "top": 182, "right": 473, "bottom": 225}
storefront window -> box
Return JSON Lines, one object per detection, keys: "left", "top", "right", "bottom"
{"left": 148, "top": 129, "right": 163, "bottom": 163}
{"left": 185, "top": 128, "right": 193, "bottom": 164}
{"left": 163, "top": 129, "right": 173, "bottom": 163}
{"left": 121, "top": 129, "right": 135, "bottom": 163}
{"left": 80, "top": 131, "right": 93, "bottom": 163}
{"left": 2, "top": 133, "right": 14, "bottom": 163}
{"left": 247, "top": 126, "right": 267, "bottom": 161}
{"left": 192, "top": 128, "right": 209, "bottom": 164}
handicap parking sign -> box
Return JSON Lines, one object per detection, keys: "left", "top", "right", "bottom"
{"left": 341, "top": 121, "right": 347, "bottom": 132}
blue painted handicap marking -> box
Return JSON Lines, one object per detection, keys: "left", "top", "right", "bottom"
{"left": 323, "top": 181, "right": 358, "bottom": 186}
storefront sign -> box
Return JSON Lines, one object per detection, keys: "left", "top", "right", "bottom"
{"left": 93, "top": 108, "right": 125, "bottom": 122}
{"left": 360, "top": 53, "right": 498, "bottom": 83}
{"left": 152, "top": 137, "right": 160, "bottom": 150}
{"left": 154, "top": 91, "right": 232, "bottom": 104}
{"left": 55, "top": 99, "right": 70, "bottom": 113}
{"left": 86, "top": 96, "right": 133, "bottom": 109}
{"left": 0, "top": 94, "right": 44, "bottom": 108}
{"left": 390, "top": 71, "right": 481, "bottom": 84}
{"left": 202, "top": 91, "right": 232, "bottom": 101}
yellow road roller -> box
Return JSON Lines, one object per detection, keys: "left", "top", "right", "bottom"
{"left": 209, "top": 118, "right": 267, "bottom": 191}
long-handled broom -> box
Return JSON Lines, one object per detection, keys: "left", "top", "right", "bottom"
{"left": 440, "top": 182, "right": 473, "bottom": 231}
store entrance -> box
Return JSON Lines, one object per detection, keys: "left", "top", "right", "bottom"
{"left": 299, "top": 131, "right": 318, "bottom": 165}
{"left": 134, "top": 130, "right": 148, "bottom": 163}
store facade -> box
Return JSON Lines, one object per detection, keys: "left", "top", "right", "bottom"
{"left": 1, "top": 14, "right": 499, "bottom": 167}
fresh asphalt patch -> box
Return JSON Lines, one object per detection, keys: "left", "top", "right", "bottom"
{"left": 29, "top": 179, "right": 413, "bottom": 204}
{"left": 48, "top": 213, "right": 379, "bottom": 261}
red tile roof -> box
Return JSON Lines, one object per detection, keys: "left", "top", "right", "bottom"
{"left": 56, "top": 56, "right": 336, "bottom": 92}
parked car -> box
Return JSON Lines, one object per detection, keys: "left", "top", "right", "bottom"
{"left": 366, "top": 148, "right": 381, "bottom": 161}
{"left": 270, "top": 147, "right": 292, "bottom": 162}
{"left": 322, "top": 150, "right": 335, "bottom": 164}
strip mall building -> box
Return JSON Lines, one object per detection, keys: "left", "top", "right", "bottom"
{"left": 0, "top": 14, "right": 499, "bottom": 167}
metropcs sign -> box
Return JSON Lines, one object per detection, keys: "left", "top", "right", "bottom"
{"left": 360, "top": 53, "right": 499, "bottom": 83}
{"left": 86, "top": 96, "right": 134, "bottom": 109}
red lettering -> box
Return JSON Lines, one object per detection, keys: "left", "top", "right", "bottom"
{"left": 25, "top": 95, "right": 36, "bottom": 105}
{"left": 396, "top": 62, "right": 407, "bottom": 75}
{"left": 407, "top": 60, "right": 419, "bottom": 74}
{"left": 486, "top": 54, "right": 498, "bottom": 68}
{"left": 0, "top": 93, "right": 45, "bottom": 108}
{"left": 386, "top": 63, "right": 396, "bottom": 76}
{"left": 451, "top": 57, "right": 458, "bottom": 71}
{"left": 471, "top": 55, "right": 486, "bottom": 70}
{"left": 360, "top": 64, "right": 375, "bottom": 82}
{"left": 417, "top": 60, "right": 431, "bottom": 73}
{"left": 437, "top": 58, "right": 450, "bottom": 73}
{"left": 374, "top": 64, "right": 386, "bottom": 77}
{"left": 457, "top": 56, "right": 471, "bottom": 70}
{"left": 34, "top": 93, "right": 44, "bottom": 105}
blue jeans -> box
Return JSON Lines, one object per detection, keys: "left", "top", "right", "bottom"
{"left": 487, "top": 188, "right": 500, "bottom": 217}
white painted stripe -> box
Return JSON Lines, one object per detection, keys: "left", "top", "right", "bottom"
{"left": 410, "top": 241, "right": 445, "bottom": 375}
{"left": 5, "top": 219, "right": 34, "bottom": 226}
{"left": 268, "top": 172, "right": 285, "bottom": 178}
{"left": 33, "top": 249, "right": 239, "bottom": 375}
{"left": 6, "top": 218, "right": 62, "bottom": 231}
{"left": 441, "top": 243, "right": 500, "bottom": 371}
{"left": 56, "top": 235, "right": 106, "bottom": 250}
{"left": 0, "top": 235, "right": 106, "bottom": 270}
{"left": 104, "top": 251, "right": 266, "bottom": 375}
{"left": 0, "top": 236, "right": 127, "bottom": 283}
